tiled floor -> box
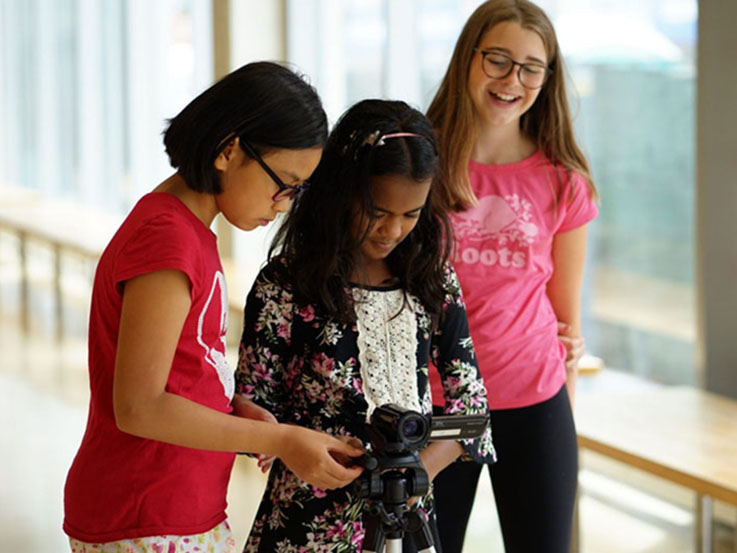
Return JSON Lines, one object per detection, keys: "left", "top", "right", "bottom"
{"left": 1, "top": 316, "right": 734, "bottom": 553}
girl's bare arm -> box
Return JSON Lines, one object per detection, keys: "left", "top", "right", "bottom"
{"left": 546, "top": 224, "right": 590, "bottom": 407}
{"left": 112, "top": 269, "right": 363, "bottom": 489}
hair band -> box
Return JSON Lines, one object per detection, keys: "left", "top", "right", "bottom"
{"left": 361, "top": 130, "right": 426, "bottom": 148}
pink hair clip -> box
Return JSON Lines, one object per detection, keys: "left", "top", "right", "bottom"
{"left": 362, "top": 130, "right": 424, "bottom": 148}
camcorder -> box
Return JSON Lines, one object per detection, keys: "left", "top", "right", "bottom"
{"left": 365, "top": 403, "right": 490, "bottom": 455}
{"left": 355, "top": 404, "right": 490, "bottom": 553}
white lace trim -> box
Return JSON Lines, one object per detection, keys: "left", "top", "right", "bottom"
{"left": 353, "top": 287, "right": 421, "bottom": 420}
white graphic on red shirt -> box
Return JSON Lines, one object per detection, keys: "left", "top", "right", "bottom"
{"left": 454, "top": 194, "right": 538, "bottom": 247}
{"left": 197, "top": 271, "right": 234, "bottom": 400}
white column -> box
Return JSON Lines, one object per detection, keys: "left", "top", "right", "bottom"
{"left": 218, "top": 0, "right": 289, "bottom": 279}
{"left": 286, "top": 0, "right": 346, "bottom": 123}
{"left": 124, "top": 0, "right": 171, "bottom": 204}
{"left": 384, "top": 0, "right": 421, "bottom": 107}
{"left": 229, "top": 0, "right": 286, "bottom": 65}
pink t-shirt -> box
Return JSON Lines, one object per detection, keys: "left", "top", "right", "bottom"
{"left": 431, "top": 152, "right": 598, "bottom": 410}
{"left": 64, "top": 193, "right": 235, "bottom": 543}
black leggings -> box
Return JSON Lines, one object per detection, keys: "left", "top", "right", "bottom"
{"left": 432, "top": 385, "right": 578, "bottom": 553}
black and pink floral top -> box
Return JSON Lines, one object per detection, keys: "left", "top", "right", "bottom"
{"left": 235, "top": 259, "right": 495, "bottom": 553}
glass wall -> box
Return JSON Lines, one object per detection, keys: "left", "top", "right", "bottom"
{"left": 1, "top": 0, "right": 697, "bottom": 384}
{"left": 288, "top": 0, "right": 697, "bottom": 385}
{"left": 0, "top": 0, "right": 214, "bottom": 213}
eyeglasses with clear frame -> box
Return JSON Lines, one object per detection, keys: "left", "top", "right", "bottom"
{"left": 473, "top": 48, "right": 552, "bottom": 90}
{"left": 240, "top": 141, "right": 309, "bottom": 202}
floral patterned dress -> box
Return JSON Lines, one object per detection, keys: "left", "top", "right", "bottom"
{"left": 235, "top": 259, "right": 495, "bottom": 553}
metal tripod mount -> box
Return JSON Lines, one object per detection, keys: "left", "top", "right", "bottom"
{"left": 354, "top": 450, "right": 437, "bottom": 553}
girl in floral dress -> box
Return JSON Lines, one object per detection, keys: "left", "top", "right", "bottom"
{"left": 235, "top": 99, "right": 496, "bottom": 553}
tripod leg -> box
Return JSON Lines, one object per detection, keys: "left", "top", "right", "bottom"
{"left": 363, "top": 511, "right": 386, "bottom": 553}
{"left": 406, "top": 510, "right": 437, "bottom": 553}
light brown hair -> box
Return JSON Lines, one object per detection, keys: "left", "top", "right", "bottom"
{"left": 426, "top": 0, "right": 599, "bottom": 211}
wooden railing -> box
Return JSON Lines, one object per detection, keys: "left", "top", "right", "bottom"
{"left": 0, "top": 193, "right": 253, "bottom": 344}
{"left": 574, "top": 386, "right": 737, "bottom": 552}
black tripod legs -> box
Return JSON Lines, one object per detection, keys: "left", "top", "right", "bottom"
{"left": 406, "top": 509, "right": 436, "bottom": 553}
{"left": 363, "top": 511, "right": 386, "bottom": 553}
{"left": 361, "top": 508, "right": 437, "bottom": 553}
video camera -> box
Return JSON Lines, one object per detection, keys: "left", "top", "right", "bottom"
{"left": 365, "top": 403, "right": 490, "bottom": 455}
{"left": 355, "top": 404, "right": 489, "bottom": 553}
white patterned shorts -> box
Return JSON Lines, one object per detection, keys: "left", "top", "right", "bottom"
{"left": 68, "top": 520, "right": 236, "bottom": 553}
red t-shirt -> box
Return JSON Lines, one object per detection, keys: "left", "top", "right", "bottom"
{"left": 431, "top": 152, "right": 599, "bottom": 410}
{"left": 64, "top": 193, "right": 236, "bottom": 543}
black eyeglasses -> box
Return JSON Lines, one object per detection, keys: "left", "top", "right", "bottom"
{"left": 240, "top": 142, "right": 309, "bottom": 202}
{"left": 473, "top": 48, "right": 552, "bottom": 90}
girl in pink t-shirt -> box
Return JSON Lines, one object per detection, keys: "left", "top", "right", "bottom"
{"left": 63, "top": 62, "right": 363, "bottom": 553}
{"left": 426, "top": 1, "right": 599, "bottom": 552}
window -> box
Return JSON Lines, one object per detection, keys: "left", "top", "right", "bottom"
{"left": 548, "top": 1, "right": 697, "bottom": 385}
{"left": 0, "top": 0, "right": 214, "bottom": 212}
{"left": 287, "top": 0, "right": 698, "bottom": 385}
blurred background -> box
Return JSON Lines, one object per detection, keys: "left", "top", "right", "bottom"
{"left": 1, "top": 1, "right": 735, "bottom": 552}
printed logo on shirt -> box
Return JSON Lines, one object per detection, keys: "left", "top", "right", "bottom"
{"left": 197, "top": 271, "right": 235, "bottom": 400}
{"left": 453, "top": 194, "right": 538, "bottom": 269}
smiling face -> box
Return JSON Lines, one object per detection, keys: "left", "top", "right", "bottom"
{"left": 468, "top": 21, "right": 548, "bottom": 132}
{"left": 214, "top": 140, "right": 322, "bottom": 231}
{"left": 355, "top": 174, "right": 432, "bottom": 278}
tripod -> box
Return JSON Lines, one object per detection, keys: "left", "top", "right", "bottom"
{"left": 354, "top": 403, "right": 488, "bottom": 552}
{"left": 355, "top": 451, "right": 437, "bottom": 553}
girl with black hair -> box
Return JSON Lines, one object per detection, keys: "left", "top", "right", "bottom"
{"left": 63, "top": 62, "right": 364, "bottom": 553}
{"left": 235, "top": 99, "right": 495, "bottom": 553}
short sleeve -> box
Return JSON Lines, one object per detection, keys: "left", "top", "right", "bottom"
{"left": 113, "top": 212, "right": 200, "bottom": 293}
{"left": 556, "top": 171, "right": 599, "bottom": 234}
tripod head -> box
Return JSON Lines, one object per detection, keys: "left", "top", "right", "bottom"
{"left": 353, "top": 440, "right": 432, "bottom": 552}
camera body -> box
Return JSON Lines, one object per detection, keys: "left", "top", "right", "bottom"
{"left": 365, "top": 403, "right": 490, "bottom": 457}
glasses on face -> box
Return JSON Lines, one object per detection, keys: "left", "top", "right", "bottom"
{"left": 473, "top": 48, "right": 552, "bottom": 90}
{"left": 240, "top": 141, "right": 309, "bottom": 202}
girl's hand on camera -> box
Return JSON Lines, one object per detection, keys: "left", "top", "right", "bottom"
{"left": 277, "top": 426, "right": 365, "bottom": 490}
{"left": 329, "top": 435, "right": 365, "bottom": 467}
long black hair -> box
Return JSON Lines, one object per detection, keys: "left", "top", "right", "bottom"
{"left": 270, "top": 99, "right": 452, "bottom": 324}
{"left": 163, "top": 61, "right": 327, "bottom": 193}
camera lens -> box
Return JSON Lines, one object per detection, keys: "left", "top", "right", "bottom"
{"left": 369, "top": 404, "right": 430, "bottom": 452}
{"left": 399, "top": 413, "right": 428, "bottom": 447}
{"left": 403, "top": 419, "right": 420, "bottom": 438}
